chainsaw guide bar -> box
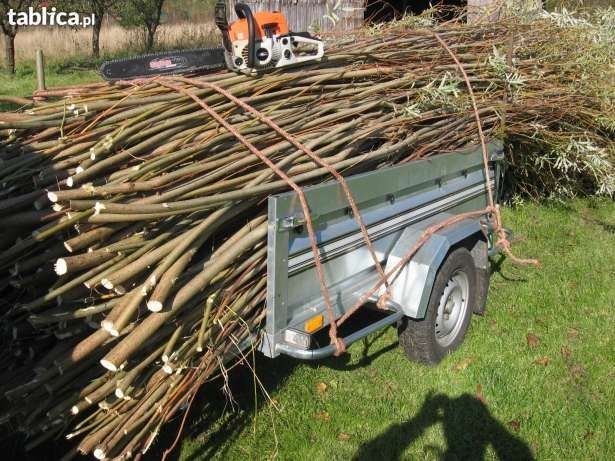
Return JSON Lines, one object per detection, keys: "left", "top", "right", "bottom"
{"left": 100, "top": 48, "right": 226, "bottom": 82}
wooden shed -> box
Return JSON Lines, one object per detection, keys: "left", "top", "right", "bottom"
{"left": 225, "top": 0, "right": 366, "bottom": 33}
{"left": 223, "top": 1, "right": 541, "bottom": 31}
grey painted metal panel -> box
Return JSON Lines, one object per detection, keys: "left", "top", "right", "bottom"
{"left": 263, "top": 196, "right": 291, "bottom": 357}
{"left": 271, "top": 146, "right": 490, "bottom": 228}
{"left": 382, "top": 215, "right": 482, "bottom": 319}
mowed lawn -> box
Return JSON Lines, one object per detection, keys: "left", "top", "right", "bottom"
{"left": 174, "top": 199, "right": 614, "bottom": 461}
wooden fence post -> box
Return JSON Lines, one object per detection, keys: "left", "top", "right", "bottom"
{"left": 36, "top": 49, "right": 46, "bottom": 92}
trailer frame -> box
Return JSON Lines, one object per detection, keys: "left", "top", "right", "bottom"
{"left": 258, "top": 141, "right": 505, "bottom": 360}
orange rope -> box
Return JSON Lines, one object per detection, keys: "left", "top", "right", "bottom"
{"left": 155, "top": 79, "right": 346, "bottom": 354}
{"left": 159, "top": 76, "right": 401, "bottom": 355}
{"left": 428, "top": 30, "right": 539, "bottom": 268}
{"left": 339, "top": 30, "right": 541, "bottom": 338}
{"left": 174, "top": 76, "right": 392, "bottom": 295}
{"left": 337, "top": 209, "right": 494, "bottom": 326}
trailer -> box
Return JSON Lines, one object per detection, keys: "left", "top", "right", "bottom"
{"left": 237, "top": 141, "right": 507, "bottom": 364}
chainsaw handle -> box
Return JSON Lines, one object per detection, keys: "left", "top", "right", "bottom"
{"left": 214, "top": 1, "right": 232, "bottom": 52}
{"left": 234, "top": 2, "right": 256, "bottom": 69}
{"left": 290, "top": 34, "right": 325, "bottom": 64}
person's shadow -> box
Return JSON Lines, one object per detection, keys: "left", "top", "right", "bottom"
{"left": 354, "top": 392, "right": 534, "bottom": 461}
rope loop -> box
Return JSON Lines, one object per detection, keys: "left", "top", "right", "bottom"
{"left": 332, "top": 337, "right": 347, "bottom": 356}
{"left": 376, "top": 292, "right": 392, "bottom": 310}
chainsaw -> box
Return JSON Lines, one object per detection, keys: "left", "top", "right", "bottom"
{"left": 100, "top": 2, "right": 325, "bottom": 81}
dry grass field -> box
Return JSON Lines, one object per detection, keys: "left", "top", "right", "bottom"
{"left": 0, "top": 22, "right": 219, "bottom": 66}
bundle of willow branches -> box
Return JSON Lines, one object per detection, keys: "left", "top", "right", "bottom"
{"left": 0, "top": 14, "right": 612, "bottom": 460}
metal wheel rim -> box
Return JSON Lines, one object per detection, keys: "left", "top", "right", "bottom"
{"left": 435, "top": 269, "right": 470, "bottom": 348}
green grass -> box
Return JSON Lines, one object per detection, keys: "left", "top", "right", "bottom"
{"left": 0, "top": 66, "right": 100, "bottom": 111}
{"left": 174, "top": 199, "right": 614, "bottom": 461}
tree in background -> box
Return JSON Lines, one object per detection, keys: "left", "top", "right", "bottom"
{"left": 116, "top": 0, "right": 166, "bottom": 51}
{"left": 86, "top": 0, "right": 115, "bottom": 58}
{"left": 59, "top": 0, "right": 116, "bottom": 58}
{"left": 0, "top": 0, "right": 35, "bottom": 73}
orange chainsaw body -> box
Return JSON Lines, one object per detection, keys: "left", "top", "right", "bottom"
{"left": 217, "top": 2, "right": 324, "bottom": 73}
{"left": 228, "top": 11, "right": 290, "bottom": 42}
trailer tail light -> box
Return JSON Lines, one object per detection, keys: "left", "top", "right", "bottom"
{"left": 304, "top": 314, "right": 324, "bottom": 333}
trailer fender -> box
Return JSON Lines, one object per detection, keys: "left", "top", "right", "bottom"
{"left": 381, "top": 214, "right": 484, "bottom": 319}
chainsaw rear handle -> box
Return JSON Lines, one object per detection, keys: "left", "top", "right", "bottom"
{"left": 214, "top": 1, "right": 232, "bottom": 52}
{"left": 234, "top": 3, "right": 257, "bottom": 69}
{"left": 216, "top": 2, "right": 257, "bottom": 69}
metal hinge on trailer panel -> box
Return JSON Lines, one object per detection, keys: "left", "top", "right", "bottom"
{"left": 490, "top": 147, "right": 505, "bottom": 162}
{"left": 278, "top": 214, "right": 307, "bottom": 231}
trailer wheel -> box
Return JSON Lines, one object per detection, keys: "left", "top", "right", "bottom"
{"left": 398, "top": 247, "right": 476, "bottom": 365}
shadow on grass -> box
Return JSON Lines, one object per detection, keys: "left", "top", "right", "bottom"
{"left": 156, "top": 308, "right": 396, "bottom": 461}
{"left": 0, "top": 309, "right": 397, "bottom": 461}
{"left": 158, "top": 353, "right": 298, "bottom": 461}
{"left": 317, "top": 328, "right": 398, "bottom": 372}
{"left": 580, "top": 207, "right": 615, "bottom": 234}
{"left": 594, "top": 220, "right": 615, "bottom": 234}
{"left": 354, "top": 392, "right": 534, "bottom": 461}
{"left": 490, "top": 254, "right": 528, "bottom": 283}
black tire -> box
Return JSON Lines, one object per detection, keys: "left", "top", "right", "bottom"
{"left": 398, "top": 247, "right": 477, "bottom": 365}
